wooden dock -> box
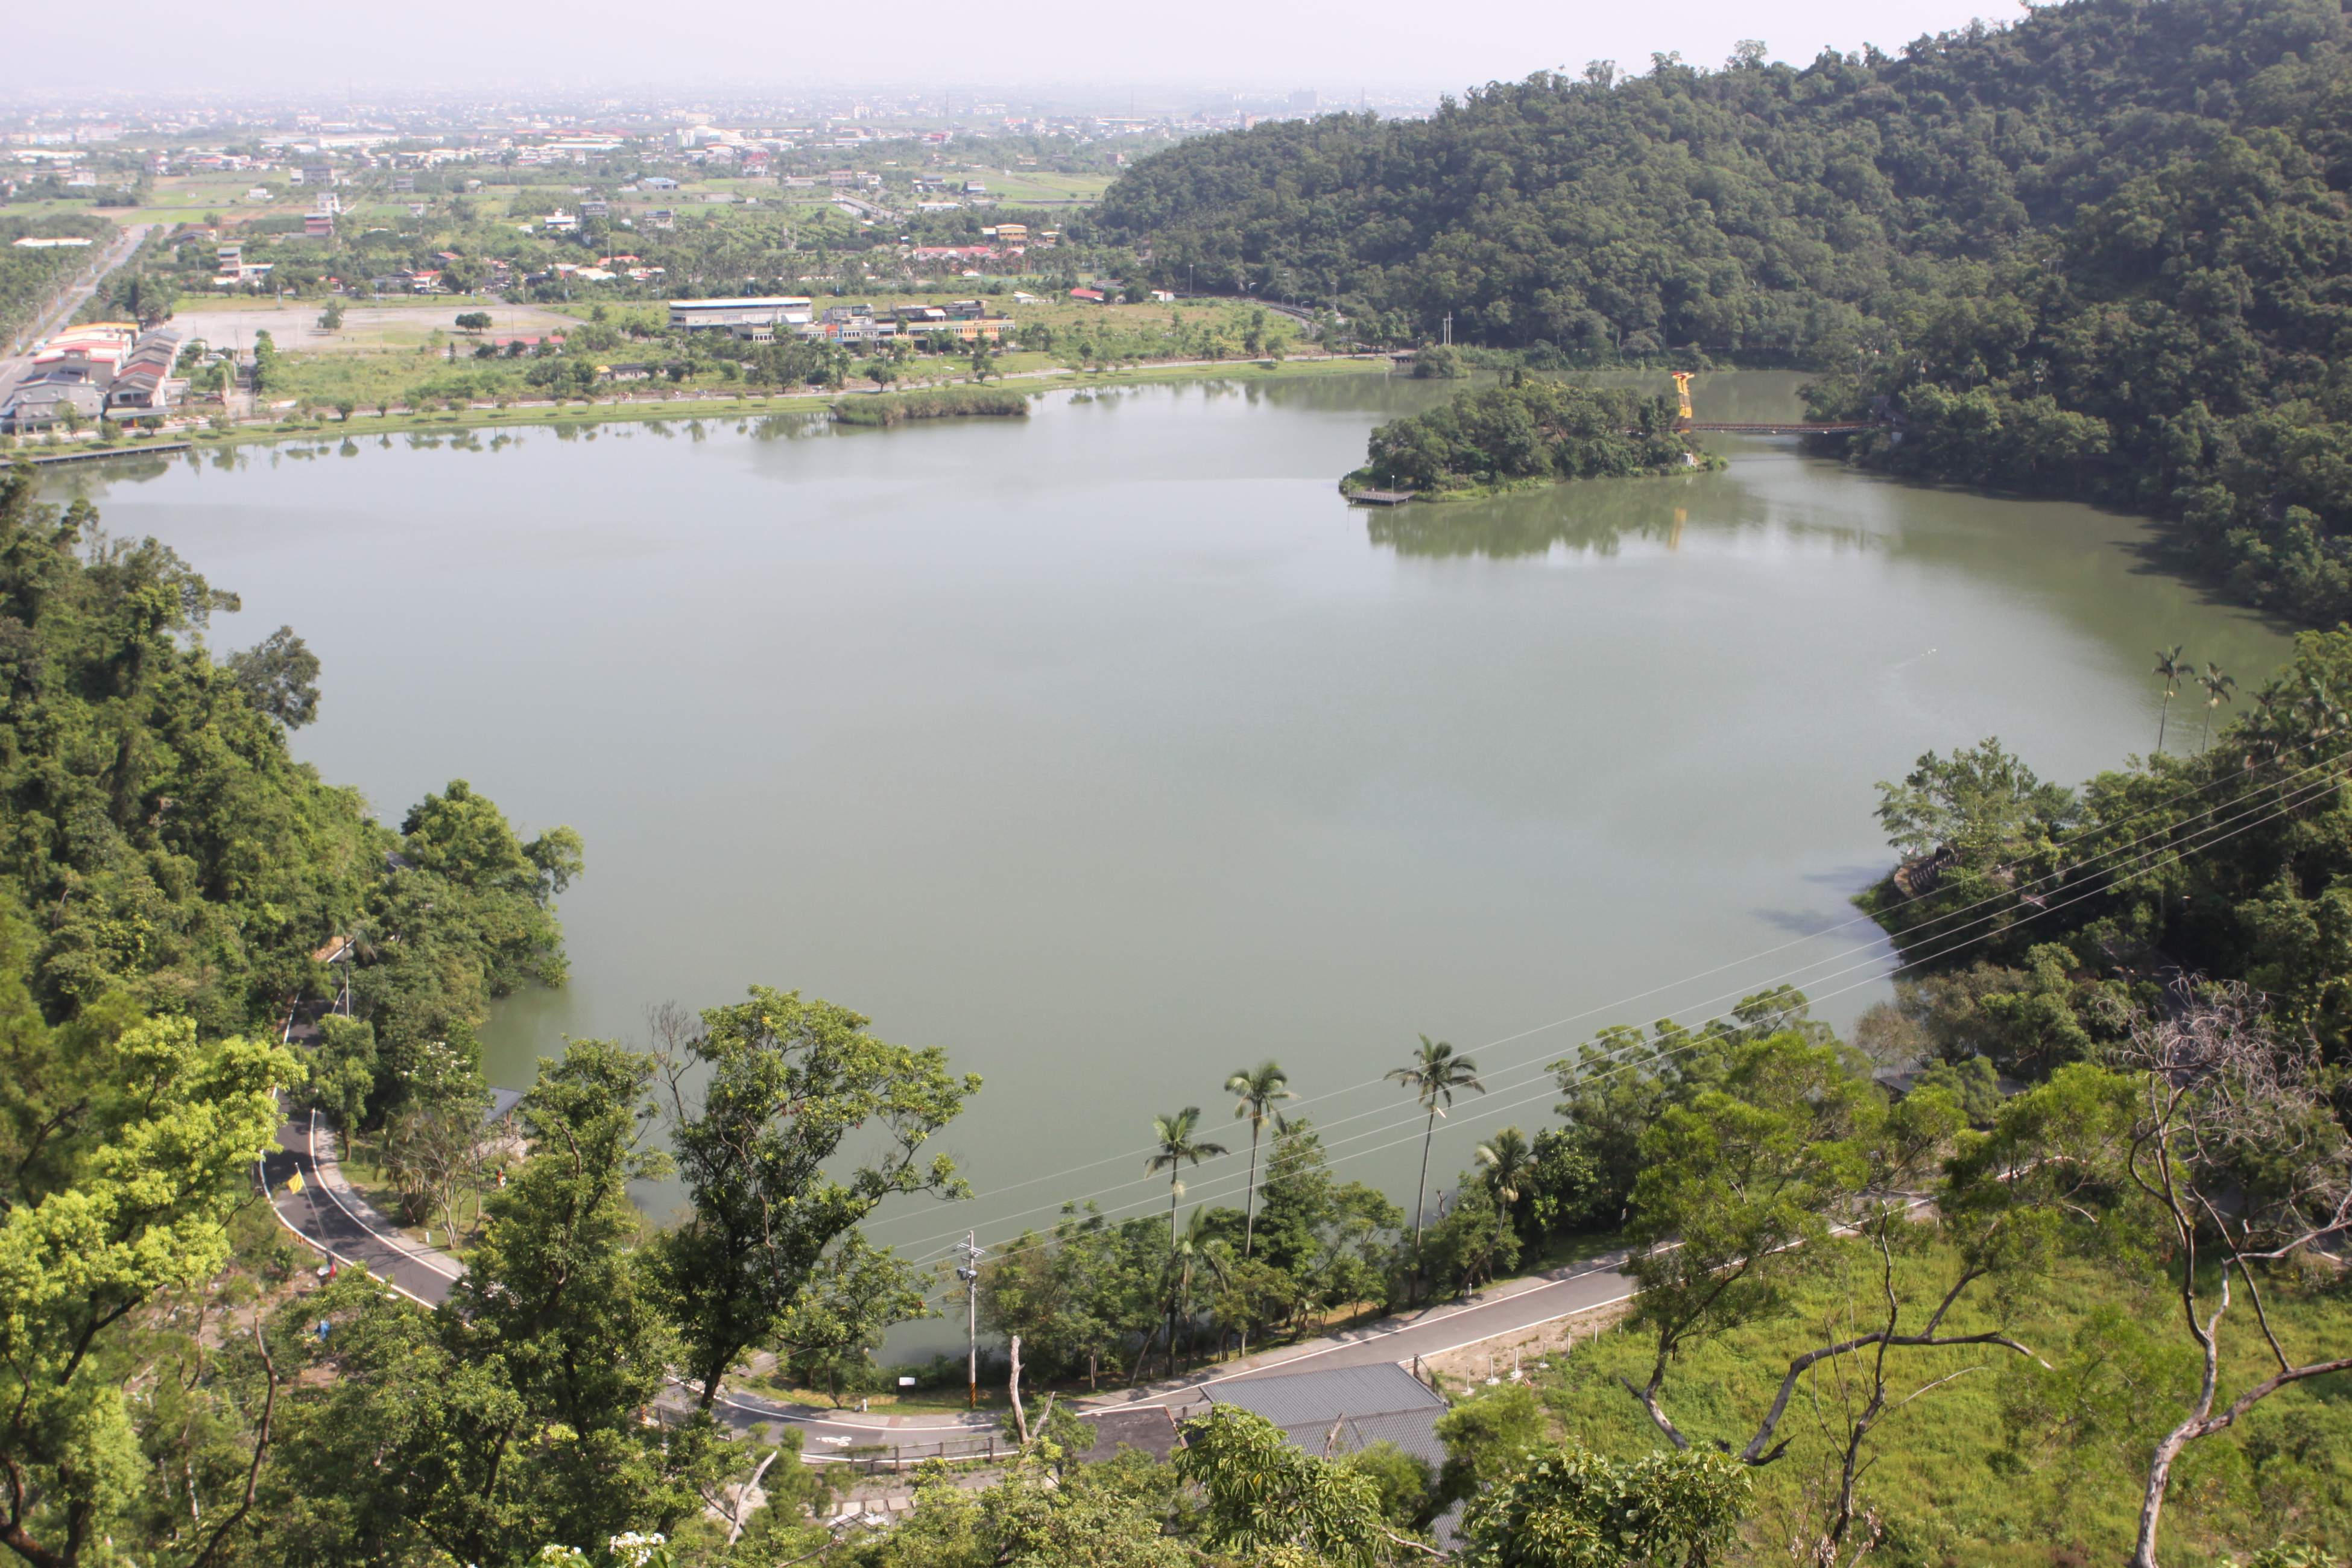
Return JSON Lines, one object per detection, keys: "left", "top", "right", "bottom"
{"left": 1347, "top": 488, "right": 1417, "bottom": 506}
{"left": 22, "top": 441, "right": 194, "bottom": 467}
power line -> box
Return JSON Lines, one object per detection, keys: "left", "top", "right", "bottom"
{"left": 878, "top": 742, "right": 2352, "bottom": 1255}
{"left": 864, "top": 731, "right": 2344, "bottom": 1239}
{"left": 899, "top": 750, "right": 2349, "bottom": 1259}
{"left": 911, "top": 759, "right": 2349, "bottom": 1276}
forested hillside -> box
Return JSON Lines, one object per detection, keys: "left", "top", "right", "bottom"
{"left": 0, "top": 460, "right": 578, "bottom": 1110}
{"left": 1099, "top": 0, "right": 2352, "bottom": 619}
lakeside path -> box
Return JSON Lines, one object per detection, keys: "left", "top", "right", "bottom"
{"left": 261, "top": 1105, "right": 1637, "bottom": 1441}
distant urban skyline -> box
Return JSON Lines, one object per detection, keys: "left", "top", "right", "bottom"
{"left": 11, "top": 0, "right": 2012, "bottom": 98}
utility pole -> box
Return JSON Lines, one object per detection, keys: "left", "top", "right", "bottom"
{"left": 955, "top": 1231, "right": 985, "bottom": 1408}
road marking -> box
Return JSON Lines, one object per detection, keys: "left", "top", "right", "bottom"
{"left": 1101, "top": 1255, "right": 1643, "bottom": 1408}
{"left": 307, "top": 1110, "right": 463, "bottom": 1281}
{"left": 256, "top": 1149, "right": 438, "bottom": 1310}
{"left": 1396, "top": 1288, "right": 1639, "bottom": 1367}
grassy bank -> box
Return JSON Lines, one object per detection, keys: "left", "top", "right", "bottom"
{"left": 1529, "top": 1241, "right": 2349, "bottom": 1566}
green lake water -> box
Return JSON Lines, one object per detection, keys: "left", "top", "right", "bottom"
{"left": 54, "top": 369, "right": 2294, "bottom": 1286}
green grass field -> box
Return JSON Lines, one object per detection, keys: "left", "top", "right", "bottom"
{"left": 961, "top": 168, "right": 1113, "bottom": 204}
{"left": 1525, "top": 1241, "right": 2350, "bottom": 1567}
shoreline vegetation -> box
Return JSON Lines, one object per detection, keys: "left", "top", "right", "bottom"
{"left": 1342, "top": 379, "right": 1718, "bottom": 498}
{"left": 829, "top": 384, "right": 1032, "bottom": 426}
{"left": 9, "top": 352, "right": 1389, "bottom": 460}
{"left": 1102, "top": 0, "right": 2352, "bottom": 626}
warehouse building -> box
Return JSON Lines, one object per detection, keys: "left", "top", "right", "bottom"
{"left": 668, "top": 296, "right": 814, "bottom": 332}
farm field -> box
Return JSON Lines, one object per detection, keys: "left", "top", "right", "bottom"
{"left": 172, "top": 297, "right": 577, "bottom": 353}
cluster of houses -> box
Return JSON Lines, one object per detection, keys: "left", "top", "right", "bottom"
{"left": 1, "top": 322, "right": 187, "bottom": 434}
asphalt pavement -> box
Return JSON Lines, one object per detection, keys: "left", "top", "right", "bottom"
{"left": 259, "top": 1106, "right": 1002, "bottom": 1456}
{"left": 262, "top": 1103, "right": 1639, "bottom": 1450}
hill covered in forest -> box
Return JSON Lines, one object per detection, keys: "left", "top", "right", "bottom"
{"left": 1097, "top": 0, "right": 2352, "bottom": 621}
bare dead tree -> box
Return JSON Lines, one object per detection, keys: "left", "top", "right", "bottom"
{"left": 1617, "top": 1078, "right": 2051, "bottom": 1481}
{"left": 2119, "top": 989, "right": 2352, "bottom": 1568}
{"left": 1008, "top": 1335, "right": 1029, "bottom": 1450}
{"left": 642, "top": 1000, "right": 702, "bottom": 1121}
{"left": 182, "top": 1311, "right": 277, "bottom": 1568}
{"left": 698, "top": 1446, "right": 779, "bottom": 1548}
{"left": 1793, "top": 1218, "right": 2013, "bottom": 1559}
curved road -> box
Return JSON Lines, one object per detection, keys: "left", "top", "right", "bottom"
{"left": 262, "top": 1105, "right": 1637, "bottom": 1447}
{"left": 259, "top": 1107, "right": 1001, "bottom": 1458}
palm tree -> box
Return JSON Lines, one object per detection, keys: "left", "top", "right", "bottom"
{"left": 1387, "top": 1035, "right": 1487, "bottom": 1301}
{"left": 1226, "top": 1061, "right": 1294, "bottom": 1259}
{"left": 2298, "top": 673, "right": 2347, "bottom": 742}
{"left": 1475, "top": 1126, "right": 1535, "bottom": 1210}
{"left": 2152, "top": 646, "right": 2190, "bottom": 753}
{"left": 1145, "top": 1108, "right": 1226, "bottom": 1262}
{"left": 1161, "top": 1207, "right": 1233, "bottom": 1373}
{"left": 2196, "top": 663, "right": 2237, "bottom": 750}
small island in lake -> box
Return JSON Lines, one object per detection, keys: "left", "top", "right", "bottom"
{"left": 1345, "top": 380, "right": 1718, "bottom": 498}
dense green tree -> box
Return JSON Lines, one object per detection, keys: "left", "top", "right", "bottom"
{"left": 1175, "top": 1405, "right": 1405, "bottom": 1565}
{"left": 0, "top": 1015, "right": 299, "bottom": 1568}
{"left": 834, "top": 1452, "right": 1192, "bottom": 1568}
{"left": 1420, "top": 1184, "right": 1521, "bottom": 1297}
{"left": 0, "top": 463, "right": 582, "bottom": 1100}
{"left": 1104, "top": 0, "right": 2352, "bottom": 619}
{"left": 1456, "top": 1443, "right": 1751, "bottom": 1568}
{"left": 1434, "top": 1384, "right": 1546, "bottom": 1516}
{"left": 222, "top": 626, "right": 321, "bottom": 729}
{"left": 1863, "top": 627, "right": 2352, "bottom": 1063}
{"left": 1353, "top": 382, "right": 1701, "bottom": 493}
{"left": 645, "top": 987, "right": 976, "bottom": 1412}
{"left": 258, "top": 1039, "right": 685, "bottom": 1568}
{"left": 979, "top": 1205, "right": 1168, "bottom": 1388}
{"left": 773, "top": 1233, "right": 932, "bottom": 1407}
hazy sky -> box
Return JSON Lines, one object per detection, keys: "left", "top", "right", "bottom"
{"left": 12, "top": 0, "right": 2015, "bottom": 98}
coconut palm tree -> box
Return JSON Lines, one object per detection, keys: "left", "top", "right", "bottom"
{"left": 2196, "top": 663, "right": 2237, "bottom": 750}
{"left": 1145, "top": 1108, "right": 1225, "bottom": 1266}
{"left": 1388, "top": 1035, "right": 1487, "bottom": 1301}
{"left": 1475, "top": 1126, "right": 1535, "bottom": 1209}
{"left": 1225, "top": 1061, "right": 1293, "bottom": 1259}
{"left": 2152, "top": 646, "right": 2190, "bottom": 753}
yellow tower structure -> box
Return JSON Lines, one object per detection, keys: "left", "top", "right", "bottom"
{"left": 1671, "top": 371, "right": 1695, "bottom": 429}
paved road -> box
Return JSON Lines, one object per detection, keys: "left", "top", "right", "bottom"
{"left": 259, "top": 1107, "right": 1001, "bottom": 1459}
{"left": 1080, "top": 1255, "right": 1638, "bottom": 1412}
{"left": 264, "top": 1099, "right": 1637, "bottom": 1446}
{"left": 259, "top": 1103, "right": 461, "bottom": 1306}
{"left": 0, "top": 224, "right": 154, "bottom": 409}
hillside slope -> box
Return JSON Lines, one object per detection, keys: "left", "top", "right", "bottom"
{"left": 1101, "top": 0, "right": 2352, "bottom": 618}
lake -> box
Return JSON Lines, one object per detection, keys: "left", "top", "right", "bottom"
{"left": 53, "top": 368, "right": 2293, "bottom": 1285}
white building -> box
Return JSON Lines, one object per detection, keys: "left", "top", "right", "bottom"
{"left": 667, "top": 296, "right": 814, "bottom": 332}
